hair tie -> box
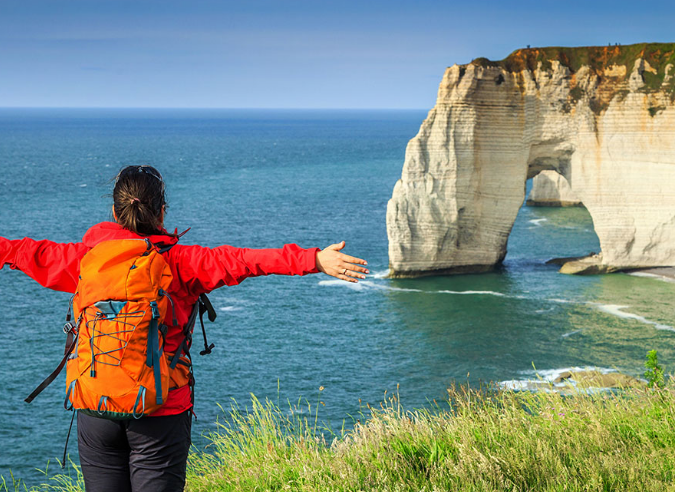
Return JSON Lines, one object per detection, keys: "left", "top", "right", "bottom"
{"left": 131, "top": 198, "right": 141, "bottom": 205}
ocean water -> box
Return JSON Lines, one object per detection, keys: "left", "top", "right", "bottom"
{"left": 0, "top": 109, "right": 673, "bottom": 485}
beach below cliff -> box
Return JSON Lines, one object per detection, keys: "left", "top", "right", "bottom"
{"left": 629, "top": 266, "right": 675, "bottom": 281}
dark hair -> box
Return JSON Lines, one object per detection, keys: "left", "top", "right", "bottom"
{"left": 113, "top": 165, "right": 168, "bottom": 236}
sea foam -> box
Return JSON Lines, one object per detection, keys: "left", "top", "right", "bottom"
{"left": 435, "top": 289, "right": 526, "bottom": 299}
{"left": 317, "top": 279, "right": 675, "bottom": 334}
{"left": 499, "top": 366, "right": 620, "bottom": 392}
{"left": 627, "top": 271, "right": 675, "bottom": 283}
{"left": 317, "top": 279, "right": 421, "bottom": 292}
{"left": 590, "top": 303, "right": 675, "bottom": 331}
{"left": 318, "top": 279, "right": 524, "bottom": 297}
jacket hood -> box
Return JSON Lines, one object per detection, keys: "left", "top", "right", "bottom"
{"left": 82, "top": 222, "right": 182, "bottom": 249}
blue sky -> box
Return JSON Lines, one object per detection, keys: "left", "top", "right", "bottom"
{"left": 1, "top": 0, "right": 674, "bottom": 109}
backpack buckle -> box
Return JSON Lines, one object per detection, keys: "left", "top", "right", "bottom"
{"left": 199, "top": 343, "right": 215, "bottom": 356}
{"left": 150, "top": 301, "right": 160, "bottom": 319}
{"left": 63, "top": 321, "right": 75, "bottom": 334}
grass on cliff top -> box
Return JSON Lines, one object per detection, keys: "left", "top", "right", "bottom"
{"left": 10, "top": 384, "right": 675, "bottom": 492}
{"left": 472, "top": 42, "right": 675, "bottom": 74}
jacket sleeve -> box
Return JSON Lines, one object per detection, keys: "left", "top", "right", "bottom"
{"left": 0, "top": 237, "right": 89, "bottom": 293}
{"left": 169, "top": 243, "right": 321, "bottom": 297}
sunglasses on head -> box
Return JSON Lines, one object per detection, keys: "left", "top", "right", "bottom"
{"left": 115, "top": 166, "right": 164, "bottom": 187}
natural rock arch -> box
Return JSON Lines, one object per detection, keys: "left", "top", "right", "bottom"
{"left": 526, "top": 171, "right": 581, "bottom": 208}
{"left": 387, "top": 44, "right": 675, "bottom": 277}
{"left": 520, "top": 171, "right": 605, "bottom": 273}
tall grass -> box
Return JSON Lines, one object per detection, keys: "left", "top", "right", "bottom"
{"left": 184, "top": 386, "right": 675, "bottom": 491}
{"left": 6, "top": 386, "right": 675, "bottom": 491}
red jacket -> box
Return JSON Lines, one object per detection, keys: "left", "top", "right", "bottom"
{"left": 0, "top": 222, "right": 320, "bottom": 416}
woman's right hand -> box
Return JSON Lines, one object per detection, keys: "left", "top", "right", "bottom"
{"left": 316, "top": 241, "right": 369, "bottom": 283}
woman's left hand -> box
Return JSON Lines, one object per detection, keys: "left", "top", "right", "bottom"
{"left": 316, "top": 241, "right": 369, "bottom": 283}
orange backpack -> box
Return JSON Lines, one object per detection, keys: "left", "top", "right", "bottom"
{"left": 26, "top": 237, "right": 217, "bottom": 420}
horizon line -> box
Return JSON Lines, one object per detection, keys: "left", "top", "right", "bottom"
{"left": 0, "top": 106, "right": 430, "bottom": 111}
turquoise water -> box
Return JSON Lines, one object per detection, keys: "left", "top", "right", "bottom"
{"left": 0, "top": 109, "right": 673, "bottom": 485}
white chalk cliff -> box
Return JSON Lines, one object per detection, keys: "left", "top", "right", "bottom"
{"left": 526, "top": 170, "right": 581, "bottom": 207}
{"left": 387, "top": 44, "right": 675, "bottom": 276}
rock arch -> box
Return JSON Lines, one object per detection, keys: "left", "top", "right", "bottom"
{"left": 387, "top": 45, "right": 675, "bottom": 277}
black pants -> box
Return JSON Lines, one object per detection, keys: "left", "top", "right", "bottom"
{"left": 77, "top": 411, "right": 192, "bottom": 492}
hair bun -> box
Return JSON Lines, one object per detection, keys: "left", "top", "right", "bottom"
{"left": 113, "top": 165, "right": 167, "bottom": 236}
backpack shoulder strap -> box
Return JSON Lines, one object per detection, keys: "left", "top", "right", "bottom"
{"left": 169, "top": 293, "right": 217, "bottom": 369}
{"left": 25, "top": 302, "right": 78, "bottom": 403}
{"left": 197, "top": 294, "right": 216, "bottom": 355}
{"left": 25, "top": 336, "right": 77, "bottom": 403}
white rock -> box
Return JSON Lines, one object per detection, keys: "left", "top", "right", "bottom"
{"left": 387, "top": 50, "right": 675, "bottom": 277}
{"left": 527, "top": 170, "right": 581, "bottom": 207}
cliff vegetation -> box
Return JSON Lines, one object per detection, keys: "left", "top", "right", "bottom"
{"left": 473, "top": 43, "right": 675, "bottom": 85}
{"left": 472, "top": 43, "right": 675, "bottom": 112}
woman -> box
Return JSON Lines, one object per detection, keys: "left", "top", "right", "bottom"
{"left": 0, "top": 165, "right": 368, "bottom": 492}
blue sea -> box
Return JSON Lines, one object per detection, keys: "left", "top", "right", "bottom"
{"left": 0, "top": 109, "right": 673, "bottom": 486}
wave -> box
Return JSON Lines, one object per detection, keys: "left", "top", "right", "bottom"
{"left": 317, "top": 279, "right": 421, "bottom": 292}
{"left": 499, "top": 366, "right": 620, "bottom": 392}
{"left": 627, "top": 271, "right": 675, "bottom": 284}
{"left": 528, "top": 218, "right": 548, "bottom": 226}
{"left": 518, "top": 366, "right": 617, "bottom": 379}
{"left": 561, "top": 329, "right": 582, "bottom": 338}
{"left": 317, "top": 279, "right": 372, "bottom": 292}
{"left": 219, "top": 306, "right": 243, "bottom": 312}
{"left": 370, "top": 269, "right": 390, "bottom": 279}
{"left": 317, "top": 279, "right": 675, "bottom": 333}
{"left": 318, "top": 281, "right": 520, "bottom": 298}
{"left": 318, "top": 281, "right": 559, "bottom": 303}
{"left": 527, "top": 298, "right": 673, "bottom": 334}
{"left": 590, "top": 303, "right": 675, "bottom": 332}
{"left": 436, "top": 289, "right": 525, "bottom": 299}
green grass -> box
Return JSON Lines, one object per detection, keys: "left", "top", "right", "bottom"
{"left": 472, "top": 43, "right": 675, "bottom": 78}
{"left": 9, "top": 385, "right": 675, "bottom": 491}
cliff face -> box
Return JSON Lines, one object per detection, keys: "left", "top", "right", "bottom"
{"left": 387, "top": 43, "right": 675, "bottom": 277}
{"left": 526, "top": 171, "right": 581, "bottom": 207}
